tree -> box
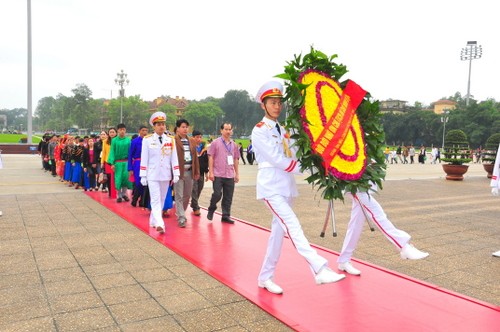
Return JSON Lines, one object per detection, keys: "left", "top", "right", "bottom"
{"left": 158, "top": 103, "right": 177, "bottom": 129}
{"left": 104, "top": 96, "right": 149, "bottom": 130}
{"left": 71, "top": 84, "right": 94, "bottom": 131}
{"left": 219, "top": 90, "right": 256, "bottom": 136}
{"left": 35, "top": 96, "right": 57, "bottom": 131}
{"left": 183, "top": 101, "right": 223, "bottom": 135}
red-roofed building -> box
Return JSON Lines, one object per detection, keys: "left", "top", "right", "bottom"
{"left": 431, "top": 99, "right": 457, "bottom": 114}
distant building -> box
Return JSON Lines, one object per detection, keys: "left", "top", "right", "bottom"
{"left": 148, "top": 96, "right": 189, "bottom": 119}
{"left": 379, "top": 99, "right": 409, "bottom": 114}
{"left": 431, "top": 99, "right": 457, "bottom": 114}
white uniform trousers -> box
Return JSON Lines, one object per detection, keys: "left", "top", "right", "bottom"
{"left": 258, "top": 195, "right": 328, "bottom": 282}
{"left": 174, "top": 170, "right": 193, "bottom": 223}
{"left": 148, "top": 180, "right": 169, "bottom": 228}
{"left": 337, "top": 192, "right": 411, "bottom": 263}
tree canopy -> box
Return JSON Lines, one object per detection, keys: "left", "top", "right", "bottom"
{"left": 2, "top": 83, "right": 500, "bottom": 149}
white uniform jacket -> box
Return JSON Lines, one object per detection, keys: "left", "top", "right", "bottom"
{"left": 490, "top": 143, "right": 500, "bottom": 189}
{"left": 251, "top": 117, "right": 301, "bottom": 200}
{"left": 139, "top": 133, "right": 180, "bottom": 181}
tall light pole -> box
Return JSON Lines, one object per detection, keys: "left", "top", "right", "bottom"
{"left": 27, "top": 0, "right": 33, "bottom": 143}
{"left": 441, "top": 110, "right": 450, "bottom": 149}
{"left": 115, "top": 70, "right": 129, "bottom": 124}
{"left": 460, "top": 41, "right": 482, "bottom": 107}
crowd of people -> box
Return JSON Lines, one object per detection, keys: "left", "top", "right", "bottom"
{"left": 34, "top": 87, "right": 437, "bottom": 295}
{"left": 36, "top": 81, "right": 499, "bottom": 297}
{"left": 384, "top": 145, "right": 488, "bottom": 165}
{"left": 36, "top": 112, "right": 245, "bottom": 234}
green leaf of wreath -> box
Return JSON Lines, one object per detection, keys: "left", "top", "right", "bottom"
{"left": 278, "top": 46, "right": 386, "bottom": 201}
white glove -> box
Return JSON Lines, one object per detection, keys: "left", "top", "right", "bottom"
{"left": 492, "top": 188, "right": 499, "bottom": 196}
{"left": 140, "top": 177, "right": 148, "bottom": 186}
{"left": 173, "top": 175, "right": 179, "bottom": 184}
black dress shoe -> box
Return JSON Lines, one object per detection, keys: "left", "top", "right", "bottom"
{"left": 123, "top": 196, "right": 130, "bottom": 202}
{"left": 131, "top": 200, "right": 137, "bottom": 207}
{"left": 221, "top": 217, "right": 234, "bottom": 224}
{"left": 207, "top": 211, "right": 214, "bottom": 221}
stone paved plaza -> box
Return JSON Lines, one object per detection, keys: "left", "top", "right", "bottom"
{"left": 1, "top": 154, "right": 499, "bottom": 331}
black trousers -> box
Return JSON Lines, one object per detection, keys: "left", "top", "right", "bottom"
{"left": 208, "top": 176, "right": 235, "bottom": 218}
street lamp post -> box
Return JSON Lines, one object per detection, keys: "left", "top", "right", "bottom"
{"left": 441, "top": 110, "right": 450, "bottom": 150}
{"left": 114, "top": 70, "right": 129, "bottom": 123}
{"left": 460, "top": 41, "right": 482, "bottom": 107}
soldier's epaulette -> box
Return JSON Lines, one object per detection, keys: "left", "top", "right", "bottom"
{"left": 255, "top": 121, "right": 265, "bottom": 128}
{"left": 144, "top": 134, "right": 153, "bottom": 138}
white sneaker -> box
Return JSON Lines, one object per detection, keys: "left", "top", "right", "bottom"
{"left": 338, "top": 262, "right": 361, "bottom": 276}
{"left": 400, "top": 243, "right": 429, "bottom": 260}
{"left": 315, "top": 267, "right": 345, "bottom": 284}
{"left": 492, "top": 250, "right": 500, "bottom": 257}
{"left": 258, "top": 279, "right": 283, "bottom": 294}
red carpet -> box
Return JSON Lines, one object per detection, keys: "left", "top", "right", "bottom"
{"left": 87, "top": 191, "right": 500, "bottom": 331}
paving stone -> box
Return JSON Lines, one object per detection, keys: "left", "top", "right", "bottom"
{"left": 89, "top": 271, "right": 138, "bottom": 290}
{"left": 120, "top": 315, "right": 184, "bottom": 332}
{"left": 54, "top": 306, "right": 116, "bottom": 331}
{"left": 156, "top": 291, "right": 212, "bottom": 314}
{"left": 128, "top": 267, "right": 177, "bottom": 283}
{"left": 174, "top": 306, "right": 239, "bottom": 332}
{"left": 44, "top": 277, "right": 95, "bottom": 299}
{"left": 49, "top": 291, "right": 104, "bottom": 314}
{"left": 108, "top": 298, "right": 167, "bottom": 324}
{"left": 98, "top": 284, "right": 151, "bottom": 306}
{"left": 0, "top": 316, "right": 56, "bottom": 332}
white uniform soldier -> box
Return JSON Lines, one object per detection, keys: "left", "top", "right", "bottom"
{"left": 489, "top": 143, "right": 500, "bottom": 257}
{"left": 252, "top": 81, "right": 345, "bottom": 295}
{"left": 140, "top": 112, "right": 180, "bottom": 234}
{"left": 338, "top": 182, "right": 429, "bottom": 276}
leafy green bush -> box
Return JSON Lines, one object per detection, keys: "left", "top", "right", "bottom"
{"left": 441, "top": 129, "right": 472, "bottom": 165}
{"left": 482, "top": 133, "right": 500, "bottom": 164}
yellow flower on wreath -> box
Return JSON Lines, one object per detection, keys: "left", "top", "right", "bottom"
{"left": 299, "top": 69, "right": 367, "bottom": 180}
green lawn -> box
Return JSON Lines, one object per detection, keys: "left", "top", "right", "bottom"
{"left": 0, "top": 133, "right": 41, "bottom": 144}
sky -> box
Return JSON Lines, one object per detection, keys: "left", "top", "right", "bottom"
{"left": 1, "top": 0, "right": 499, "bottom": 110}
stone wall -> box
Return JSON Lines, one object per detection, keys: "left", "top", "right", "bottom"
{"left": 0, "top": 144, "right": 39, "bottom": 154}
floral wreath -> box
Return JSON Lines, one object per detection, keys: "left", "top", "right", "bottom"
{"left": 277, "top": 47, "right": 386, "bottom": 200}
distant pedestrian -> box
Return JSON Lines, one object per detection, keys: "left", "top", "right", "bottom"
{"left": 418, "top": 146, "right": 426, "bottom": 164}
{"left": 246, "top": 140, "right": 255, "bottom": 165}
{"left": 239, "top": 143, "right": 246, "bottom": 165}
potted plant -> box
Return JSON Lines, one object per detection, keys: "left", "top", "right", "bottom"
{"left": 441, "top": 129, "right": 472, "bottom": 181}
{"left": 481, "top": 133, "right": 500, "bottom": 178}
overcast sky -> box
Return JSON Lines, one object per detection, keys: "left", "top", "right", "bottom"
{"left": 1, "top": 0, "right": 498, "bottom": 110}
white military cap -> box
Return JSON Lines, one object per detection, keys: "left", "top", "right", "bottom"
{"left": 149, "top": 111, "right": 167, "bottom": 126}
{"left": 255, "top": 81, "right": 284, "bottom": 103}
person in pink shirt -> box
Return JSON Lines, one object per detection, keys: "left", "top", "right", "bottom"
{"left": 206, "top": 123, "right": 240, "bottom": 224}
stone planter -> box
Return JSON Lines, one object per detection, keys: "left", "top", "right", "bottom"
{"left": 442, "top": 164, "right": 469, "bottom": 181}
{"left": 483, "top": 163, "right": 494, "bottom": 179}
